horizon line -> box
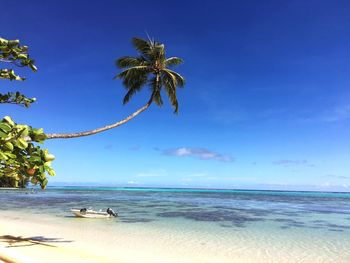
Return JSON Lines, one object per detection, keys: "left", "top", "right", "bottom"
{"left": 45, "top": 184, "right": 350, "bottom": 194}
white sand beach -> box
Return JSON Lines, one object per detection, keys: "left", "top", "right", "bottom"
{"left": 0, "top": 212, "right": 237, "bottom": 263}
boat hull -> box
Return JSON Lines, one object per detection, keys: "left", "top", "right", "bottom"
{"left": 70, "top": 209, "right": 112, "bottom": 218}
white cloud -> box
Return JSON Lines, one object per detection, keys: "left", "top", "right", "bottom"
{"left": 323, "top": 174, "right": 350, "bottom": 179}
{"left": 273, "top": 159, "right": 314, "bottom": 167}
{"left": 136, "top": 173, "right": 163, "bottom": 178}
{"left": 160, "top": 147, "right": 234, "bottom": 162}
{"left": 136, "top": 169, "right": 167, "bottom": 177}
{"left": 186, "top": 173, "right": 208, "bottom": 177}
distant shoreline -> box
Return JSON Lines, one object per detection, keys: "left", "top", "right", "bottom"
{"left": 1, "top": 185, "right": 350, "bottom": 194}
{"left": 48, "top": 185, "right": 350, "bottom": 194}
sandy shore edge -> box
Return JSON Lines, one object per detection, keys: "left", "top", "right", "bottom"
{"left": 0, "top": 215, "right": 121, "bottom": 263}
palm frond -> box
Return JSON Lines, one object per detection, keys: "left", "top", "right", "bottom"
{"left": 153, "top": 90, "right": 163, "bottom": 106}
{"left": 148, "top": 76, "right": 163, "bottom": 106}
{"left": 163, "top": 69, "right": 185, "bottom": 87}
{"left": 116, "top": 66, "right": 149, "bottom": 101}
{"left": 122, "top": 73, "right": 148, "bottom": 104}
{"left": 153, "top": 44, "right": 165, "bottom": 61}
{"left": 162, "top": 73, "right": 179, "bottom": 113}
{"left": 163, "top": 70, "right": 177, "bottom": 89}
{"left": 115, "top": 65, "right": 149, "bottom": 80}
{"left": 132, "top": 37, "right": 152, "bottom": 56}
{"left": 123, "top": 88, "right": 138, "bottom": 105}
{"left": 124, "top": 75, "right": 148, "bottom": 93}
{"left": 116, "top": 56, "right": 146, "bottom": 69}
{"left": 165, "top": 57, "right": 183, "bottom": 67}
{"left": 148, "top": 76, "right": 161, "bottom": 92}
{"left": 127, "top": 72, "right": 148, "bottom": 89}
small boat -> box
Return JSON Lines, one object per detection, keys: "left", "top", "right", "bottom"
{"left": 71, "top": 208, "right": 118, "bottom": 218}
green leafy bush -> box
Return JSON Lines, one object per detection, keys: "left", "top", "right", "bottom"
{"left": 0, "top": 116, "right": 55, "bottom": 189}
{"left": 0, "top": 37, "right": 54, "bottom": 189}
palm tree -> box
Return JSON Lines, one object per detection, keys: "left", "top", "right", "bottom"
{"left": 46, "top": 37, "right": 185, "bottom": 139}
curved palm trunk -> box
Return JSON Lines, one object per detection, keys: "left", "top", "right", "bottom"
{"left": 46, "top": 97, "right": 153, "bottom": 139}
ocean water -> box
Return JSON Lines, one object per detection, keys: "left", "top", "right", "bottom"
{"left": 1, "top": 187, "right": 350, "bottom": 262}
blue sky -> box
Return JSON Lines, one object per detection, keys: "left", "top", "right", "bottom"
{"left": 2, "top": 0, "right": 350, "bottom": 191}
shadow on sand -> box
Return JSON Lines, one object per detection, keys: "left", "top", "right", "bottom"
{"left": 0, "top": 235, "right": 73, "bottom": 248}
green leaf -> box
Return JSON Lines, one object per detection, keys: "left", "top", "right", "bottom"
{"left": 0, "top": 123, "right": 12, "bottom": 133}
{"left": 4, "top": 142, "right": 14, "bottom": 151}
{"left": 16, "top": 138, "right": 28, "bottom": 149}
{"left": 0, "top": 151, "right": 9, "bottom": 160}
{"left": 3, "top": 116, "right": 15, "bottom": 127}
{"left": 29, "top": 156, "right": 42, "bottom": 162}
{"left": 4, "top": 152, "right": 16, "bottom": 159}
{"left": 45, "top": 166, "right": 56, "bottom": 176}
{"left": 0, "top": 130, "right": 7, "bottom": 138}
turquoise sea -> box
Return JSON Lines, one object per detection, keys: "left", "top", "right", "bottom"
{"left": 1, "top": 187, "right": 350, "bottom": 262}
